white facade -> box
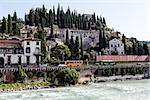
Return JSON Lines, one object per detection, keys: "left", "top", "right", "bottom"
{"left": 0, "top": 38, "right": 42, "bottom": 67}
{"left": 109, "top": 38, "right": 125, "bottom": 55}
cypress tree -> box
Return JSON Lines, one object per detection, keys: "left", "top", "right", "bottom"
{"left": 49, "top": 9, "right": 53, "bottom": 27}
{"left": 7, "top": 14, "right": 12, "bottom": 34}
{"left": 25, "top": 14, "right": 29, "bottom": 25}
{"left": 92, "top": 12, "right": 96, "bottom": 23}
{"left": 102, "top": 17, "right": 106, "bottom": 25}
{"left": 69, "top": 35, "right": 75, "bottom": 59}
{"left": 53, "top": 6, "right": 55, "bottom": 22}
{"left": 122, "top": 34, "right": 126, "bottom": 54}
{"left": 57, "top": 3, "right": 61, "bottom": 27}
{"left": 74, "top": 36, "right": 80, "bottom": 59}
{"left": 80, "top": 34, "right": 83, "bottom": 59}
{"left": 65, "top": 29, "right": 69, "bottom": 46}
{"left": 1, "top": 17, "right": 7, "bottom": 33}
{"left": 99, "top": 30, "right": 103, "bottom": 52}
{"left": 143, "top": 44, "right": 149, "bottom": 55}
{"left": 102, "top": 30, "right": 107, "bottom": 49}
{"left": 60, "top": 7, "right": 64, "bottom": 28}
{"left": 29, "top": 9, "right": 35, "bottom": 26}
{"left": 13, "top": 11, "right": 17, "bottom": 22}
{"left": 35, "top": 9, "right": 40, "bottom": 26}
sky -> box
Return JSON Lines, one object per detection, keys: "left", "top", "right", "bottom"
{"left": 0, "top": 0, "right": 150, "bottom": 41}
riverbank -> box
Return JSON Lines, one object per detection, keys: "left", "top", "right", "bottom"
{"left": 0, "top": 74, "right": 149, "bottom": 93}
{"left": 0, "top": 82, "right": 50, "bottom": 93}
{"left": 94, "top": 74, "right": 147, "bottom": 82}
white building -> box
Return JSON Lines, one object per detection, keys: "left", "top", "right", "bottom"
{"left": 109, "top": 38, "right": 125, "bottom": 55}
{"left": 0, "top": 36, "right": 42, "bottom": 67}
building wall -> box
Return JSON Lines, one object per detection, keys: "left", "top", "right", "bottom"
{"left": 57, "top": 29, "right": 99, "bottom": 50}
{"left": 109, "top": 38, "right": 125, "bottom": 55}
{"left": 0, "top": 39, "right": 42, "bottom": 66}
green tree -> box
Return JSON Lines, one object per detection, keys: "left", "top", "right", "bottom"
{"left": 12, "top": 11, "right": 20, "bottom": 35}
{"left": 122, "top": 34, "right": 126, "bottom": 54}
{"left": 143, "top": 44, "right": 149, "bottom": 55}
{"left": 69, "top": 35, "right": 75, "bottom": 59}
{"left": 53, "top": 6, "right": 56, "bottom": 22}
{"left": 102, "top": 17, "right": 106, "bottom": 25}
{"left": 1, "top": 17, "right": 7, "bottom": 33}
{"left": 57, "top": 3, "right": 61, "bottom": 27}
{"left": 13, "top": 11, "right": 17, "bottom": 22}
{"left": 18, "top": 66, "right": 26, "bottom": 83}
{"left": 99, "top": 30, "right": 103, "bottom": 52}
{"left": 102, "top": 30, "right": 107, "bottom": 49}
{"left": 57, "top": 68, "right": 80, "bottom": 86}
{"left": 65, "top": 29, "right": 69, "bottom": 46}
{"left": 7, "top": 14, "right": 13, "bottom": 34}
{"left": 29, "top": 9, "right": 35, "bottom": 26}
{"left": 49, "top": 9, "right": 53, "bottom": 27}
{"left": 74, "top": 36, "right": 80, "bottom": 59}
{"left": 35, "top": 9, "right": 40, "bottom": 26}
{"left": 80, "top": 34, "right": 84, "bottom": 59}
{"left": 137, "top": 42, "right": 143, "bottom": 55}
{"left": 53, "top": 44, "right": 71, "bottom": 60}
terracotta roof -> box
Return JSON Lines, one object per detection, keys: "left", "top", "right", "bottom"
{"left": 96, "top": 55, "right": 149, "bottom": 62}
{"left": 0, "top": 40, "right": 21, "bottom": 44}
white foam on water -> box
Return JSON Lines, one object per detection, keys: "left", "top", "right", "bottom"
{"left": 0, "top": 79, "right": 149, "bottom": 100}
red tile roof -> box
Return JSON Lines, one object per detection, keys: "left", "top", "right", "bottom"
{"left": 96, "top": 55, "right": 149, "bottom": 62}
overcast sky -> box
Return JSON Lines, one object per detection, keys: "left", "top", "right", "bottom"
{"left": 0, "top": 0, "right": 149, "bottom": 41}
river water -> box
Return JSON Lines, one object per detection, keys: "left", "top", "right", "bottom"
{"left": 0, "top": 79, "right": 149, "bottom": 100}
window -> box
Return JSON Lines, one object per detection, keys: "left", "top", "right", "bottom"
{"left": 118, "top": 44, "right": 120, "bottom": 47}
{"left": 27, "top": 41, "right": 30, "bottom": 45}
{"left": 26, "top": 47, "right": 30, "bottom": 53}
{"left": 7, "top": 56, "right": 11, "bottom": 65}
{"left": 26, "top": 56, "right": 30, "bottom": 65}
{"left": 36, "top": 41, "right": 39, "bottom": 45}
{"left": 111, "top": 44, "right": 113, "bottom": 47}
{"left": 18, "top": 56, "right": 21, "bottom": 65}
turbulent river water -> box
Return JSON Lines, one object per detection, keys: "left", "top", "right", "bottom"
{"left": 0, "top": 79, "right": 150, "bottom": 100}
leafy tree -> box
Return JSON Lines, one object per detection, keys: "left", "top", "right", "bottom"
{"left": 26, "top": 71, "right": 34, "bottom": 78}
{"left": 53, "top": 44, "right": 71, "bottom": 60}
{"left": 17, "top": 66, "right": 26, "bottom": 83}
{"left": 7, "top": 14, "right": 13, "bottom": 34}
{"left": 57, "top": 68, "right": 80, "bottom": 86}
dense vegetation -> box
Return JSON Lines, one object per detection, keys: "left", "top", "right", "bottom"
{"left": 0, "top": 4, "right": 149, "bottom": 62}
